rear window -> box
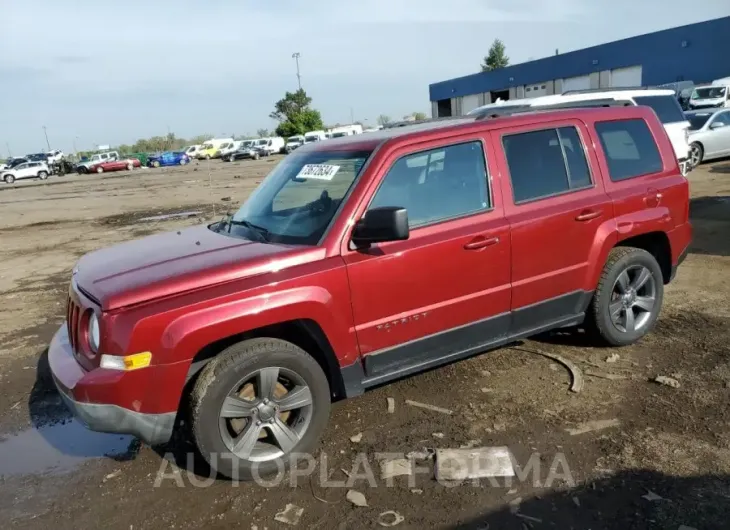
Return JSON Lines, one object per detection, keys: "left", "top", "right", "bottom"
{"left": 633, "top": 95, "right": 686, "bottom": 124}
{"left": 595, "top": 119, "right": 663, "bottom": 181}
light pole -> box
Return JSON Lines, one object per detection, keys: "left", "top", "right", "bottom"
{"left": 5, "top": 142, "right": 11, "bottom": 157}
{"left": 292, "top": 52, "right": 302, "bottom": 90}
{"left": 73, "top": 136, "right": 80, "bottom": 156}
{"left": 42, "top": 126, "right": 51, "bottom": 151}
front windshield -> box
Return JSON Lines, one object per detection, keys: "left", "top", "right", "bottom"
{"left": 304, "top": 135, "right": 319, "bottom": 143}
{"left": 332, "top": 132, "right": 347, "bottom": 138}
{"left": 224, "top": 149, "right": 372, "bottom": 245}
{"left": 692, "top": 87, "right": 727, "bottom": 99}
{"left": 202, "top": 143, "right": 213, "bottom": 150}
{"left": 288, "top": 136, "right": 303, "bottom": 142}
{"left": 686, "top": 113, "right": 712, "bottom": 130}
{"left": 256, "top": 139, "right": 268, "bottom": 146}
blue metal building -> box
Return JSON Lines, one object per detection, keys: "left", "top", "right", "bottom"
{"left": 429, "top": 16, "right": 729, "bottom": 118}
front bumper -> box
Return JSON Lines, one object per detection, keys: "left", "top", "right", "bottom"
{"left": 48, "top": 325, "right": 176, "bottom": 446}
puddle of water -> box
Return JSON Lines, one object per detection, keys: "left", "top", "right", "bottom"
{"left": 0, "top": 419, "right": 138, "bottom": 478}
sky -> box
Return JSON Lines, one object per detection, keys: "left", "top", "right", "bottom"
{"left": 1, "top": 0, "right": 729, "bottom": 155}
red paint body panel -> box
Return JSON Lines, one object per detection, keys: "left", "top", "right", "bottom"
{"left": 48, "top": 106, "right": 693, "bottom": 420}
{"left": 89, "top": 158, "right": 141, "bottom": 173}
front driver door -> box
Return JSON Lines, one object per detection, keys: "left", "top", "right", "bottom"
{"left": 343, "top": 136, "right": 511, "bottom": 384}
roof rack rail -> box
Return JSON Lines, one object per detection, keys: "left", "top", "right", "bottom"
{"left": 381, "top": 116, "right": 467, "bottom": 128}
{"left": 561, "top": 86, "right": 650, "bottom": 95}
{"left": 471, "top": 98, "right": 632, "bottom": 120}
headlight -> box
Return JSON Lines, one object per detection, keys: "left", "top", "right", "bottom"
{"left": 88, "top": 312, "right": 100, "bottom": 352}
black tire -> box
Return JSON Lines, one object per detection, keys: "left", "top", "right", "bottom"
{"left": 229, "top": 155, "right": 235, "bottom": 162}
{"left": 253, "top": 152, "right": 260, "bottom": 161}
{"left": 190, "top": 338, "right": 330, "bottom": 481}
{"left": 38, "top": 171, "right": 48, "bottom": 180}
{"left": 689, "top": 142, "right": 704, "bottom": 168}
{"left": 590, "top": 247, "right": 664, "bottom": 346}
{"left": 4, "top": 174, "right": 15, "bottom": 184}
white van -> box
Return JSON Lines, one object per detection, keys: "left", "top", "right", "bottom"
{"left": 197, "top": 138, "right": 235, "bottom": 159}
{"left": 688, "top": 83, "right": 730, "bottom": 111}
{"left": 286, "top": 135, "right": 305, "bottom": 153}
{"left": 329, "top": 124, "right": 364, "bottom": 138}
{"left": 468, "top": 88, "right": 692, "bottom": 173}
{"left": 304, "top": 130, "right": 327, "bottom": 144}
{"left": 256, "top": 137, "right": 286, "bottom": 156}
{"left": 219, "top": 140, "right": 242, "bottom": 159}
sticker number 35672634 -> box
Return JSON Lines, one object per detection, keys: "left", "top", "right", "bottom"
{"left": 296, "top": 164, "right": 341, "bottom": 181}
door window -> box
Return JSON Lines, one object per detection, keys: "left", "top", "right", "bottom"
{"left": 369, "top": 141, "right": 490, "bottom": 228}
{"left": 595, "top": 119, "right": 663, "bottom": 181}
{"left": 710, "top": 111, "right": 730, "bottom": 127}
{"left": 502, "top": 126, "right": 592, "bottom": 203}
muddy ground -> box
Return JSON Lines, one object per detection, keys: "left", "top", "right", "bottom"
{"left": 1, "top": 157, "right": 729, "bottom": 530}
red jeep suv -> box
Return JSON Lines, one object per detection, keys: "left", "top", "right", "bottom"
{"left": 49, "top": 104, "right": 691, "bottom": 479}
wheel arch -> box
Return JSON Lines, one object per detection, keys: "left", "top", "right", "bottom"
{"left": 616, "top": 231, "right": 672, "bottom": 284}
{"left": 181, "top": 318, "right": 348, "bottom": 408}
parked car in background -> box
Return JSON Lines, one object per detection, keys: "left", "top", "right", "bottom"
{"left": 328, "top": 124, "right": 363, "bottom": 137}
{"left": 147, "top": 151, "right": 190, "bottom": 168}
{"left": 256, "top": 137, "right": 285, "bottom": 156}
{"left": 77, "top": 151, "right": 120, "bottom": 173}
{"left": 468, "top": 88, "right": 692, "bottom": 174}
{"left": 1, "top": 161, "right": 50, "bottom": 183}
{"left": 89, "top": 157, "right": 141, "bottom": 174}
{"left": 225, "top": 140, "right": 258, "bottom": 161}
{"left": 4, "top": 157, "right": 29, "bottom": 170}
{"left": 304, "top": 130, "right": 327, "bottom": 144}
{"left": 48, "top": 103, "right": 691, "bottom": 480}
{"left": 686, "top": 109, "right": 730, "bottom": 167}
{"left": 219, "top": 140, "right": 242, "bottom": 160}
{"left": 196, "top": 138, "right": 234, "bottom": 159}
{"left": 285, "top": 135, "right": 304, "bottom": 153}
{"left": 26, "top": 153, "right": 49, "bottom": 162}
{"left": 46, "top": 149, "right": 65, "bottom": 164}
{"left": 184, "top": 145, "right": 203, "bottom": 159}
{"left": 688, "top": 83, "right": 730, "bottom": 110}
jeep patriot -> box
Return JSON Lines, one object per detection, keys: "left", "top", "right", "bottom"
{"left": 49, "top": 104, "right": 691, "bottom": 479}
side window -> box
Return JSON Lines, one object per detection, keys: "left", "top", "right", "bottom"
{"left": 711, "top": 112, "right": 730, "bottom": 127}
{"left": 502, "top": 126, "right": 591, "bottom": 203}
{"left": 370, "top": 141, "right": 489, "bottom": 228}
{"left": 595, "top": 119, "right": 663, "bottom": 181}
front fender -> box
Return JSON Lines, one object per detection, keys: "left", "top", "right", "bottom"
{"left": 158, "top": 285, "right": 358, "bottom": 368}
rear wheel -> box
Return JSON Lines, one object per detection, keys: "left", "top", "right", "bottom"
{"left": 689, "top": 142, "right": 703, "bottom": 168}
{"left": 152, "top": 160, "right": 160, "bottom": 168}
{"left": 96, "top": 166, "right": 104, "bottom": 173}
{"left": 127, "top": 163, "right": 134, "bottom": 171}
{"left": 38, "top": 171, "right": 48, "bottom": 180}
{"left": 229, "top": 155, "right": 236, "bottom": 162}
{"left": 190, "top": 338, "right": 330, "bottom": 480}
{"left": 590, "top": 247, "right": 664, "bottom": 346}
{"left": 4, "top": 174, "right": 15, "bottom": 184}
{"left": 180, "top": 158, "right": 187, "bottom": 165}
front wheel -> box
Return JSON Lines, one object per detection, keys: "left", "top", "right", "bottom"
{"left": 205, "top": 154, "right": 211, "bottom": 160}
{"left": 127, "top": 163, "right": 134, "bottom": 171}
{"left": 228, "top": 155, "right": 236, "bottom": 162}
{"left": 689, "top": 142, "right": 703, "bottom": 168}
{"left": 4, "top": 174, "right": 15, "bottom": 184}
{"left": 38, "top": 171, "right": 48, "bottom": 180}
{"left": 590, "top": 247, "right": 664, "bottom": 346}
{"left": 180, "top": 158, "right": 187, "bottom": 165}
{"left": 152, "top": 160, "right": 160, "bottom": 168}
{"left": 96, "top": 166, "right": 104, "bottom": 173}
{"left": 253, "top": 152, "right": 260, "bottom": 160}
{"left": 190, "top": 338, "right": 331, "bottom": 481}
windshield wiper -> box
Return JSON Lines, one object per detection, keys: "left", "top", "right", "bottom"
{"left": 226, "top": 217, "right": 270, "bottom": 242}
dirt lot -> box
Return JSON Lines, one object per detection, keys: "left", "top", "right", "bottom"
{"left": 1, "top": 157, "right": 729, "bottom": 529}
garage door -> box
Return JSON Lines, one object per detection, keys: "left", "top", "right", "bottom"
{"left": 461, "top": 94, "right": 480, "bottom": 115}
{"left": 561, "top": 75, "right": 591, "bottom": 93}
{"left": 525, "top": 82, "right": 548, "bottom": 98}
{"left": 610, "top": 66, "right": 642, "bottom": 88}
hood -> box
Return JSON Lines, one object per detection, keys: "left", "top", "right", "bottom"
{"left": 75, "top": 225, "right": 323, "bottom": 310}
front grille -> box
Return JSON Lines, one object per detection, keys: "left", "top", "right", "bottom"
{"left": 67, "top": 297, "right": 81, "bottom": 352}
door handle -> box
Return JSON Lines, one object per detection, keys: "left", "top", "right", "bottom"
{"left": 575, "top": 209, "right": 602, "bottom": 222}
{"left": 464, "top": 237, "right": 500, "bottom": 250}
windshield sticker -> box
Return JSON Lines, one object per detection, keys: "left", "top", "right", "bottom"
{"left": 295, "top": 164, "right": 341, "bottom": 181}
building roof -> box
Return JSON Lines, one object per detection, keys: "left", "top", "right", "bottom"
{"left": 429, "top": 16, "right": 730, "bottom": 101}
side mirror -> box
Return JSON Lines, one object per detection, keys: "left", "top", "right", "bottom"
{"left": 710, "top": 121, "right": 726, "bottom": 129}
{"left": 352, "top": 207, "right": 409, "bottom": 247}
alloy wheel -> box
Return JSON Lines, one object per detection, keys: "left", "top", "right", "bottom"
{"left": 609, "top": 265, "right": 657, "bottom": 333}
{"left": 690, "top": 145, "right": 702, "bottom": 167}
{"left": 218, "top": 367, "right": 313, "bottom": 462}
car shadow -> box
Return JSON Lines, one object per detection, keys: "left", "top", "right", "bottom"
{"left": 688, "top": 195, "right": 730, "bottom": 257}
{"left": 451, "top": 469, "right": 730, "bottom": 529}
{"left": 708, "top": 159, "right": 730, "bottom": 174}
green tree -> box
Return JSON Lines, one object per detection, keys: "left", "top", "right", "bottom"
{"left": 270, "top": 89, "right": 324, "bottom": 137}
{"left": 412, "top": 112, "right": 428, "bottom": 121}
{"left": 377, "top": 114, "right": 391, "bottom": 126}
{"left": 256, "top": 128, "right": 271, "bottom": 138}
{"left": 481, "top": 38, "right": 509, "bottom": 72}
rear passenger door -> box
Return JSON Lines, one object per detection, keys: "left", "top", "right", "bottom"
{"left": 491, "top": 120, "right": 612, "bottom": 334}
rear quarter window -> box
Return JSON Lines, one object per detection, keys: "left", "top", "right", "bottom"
{"left": 595, "top": 119, "right": 663, "bottom": 181}
{"left": 633, "top": 95, "right": 686, "bottom": 124}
